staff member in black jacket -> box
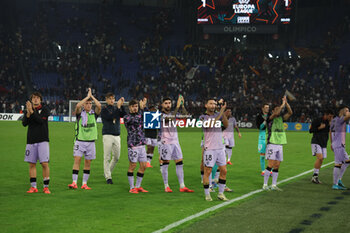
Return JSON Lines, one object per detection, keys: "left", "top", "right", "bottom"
{"left": 309, "top": 109, "right": 334, "bottom": 184}
{"left": 101, "top": 93, "right": 127, "bottom": 184}
{"left": 22, "top": 92, "right": 51, "bottom": 194}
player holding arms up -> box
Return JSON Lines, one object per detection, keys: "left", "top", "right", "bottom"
{"left": 22, "top": 92, "right": 51, "bottom": 194}
{"left": 309, "top": 109, "right": 333, "bottom": 184}
{"left": 159, "top": 96, "right": 194, "bottom": 193}
{"left": 200, "top": 99, "right": 229, "bottom": 201}
{"left": 68, "top": 88, "right": 101, "bottom": 190}
{"left": 262, "top": 96, "right": 292, "bottom": 191}
{"left": 101, "top": 93, "right": 126, "bottom": 184}
{"left": 330, "top": 105, "right": 350, "bottom": 190}
{"left": 124, "top": 98, "right": 149, "bottom": 193}
{"left": 223, "top": 106, "right": 241, "bottom": 165}
{"left": 256, "top": 103, "right": 269, "bottom": 175}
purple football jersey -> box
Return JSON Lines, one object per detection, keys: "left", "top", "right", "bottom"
{"left": 223, "top": 117, "right": 236, "bottom": 139}
{"left": 331, "top": 116, "right": 346, "bottom": 148}
{"left": 123, "top": 111, "right": 146, "bottom": 148}
{"left": 159, "top": 111, "right": 179, "bottom": 144}
{"left": 200, "top": 112, "right": 224, "bottom": 150}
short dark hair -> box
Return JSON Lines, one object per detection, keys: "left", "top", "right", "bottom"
{"left": 226, "top": 105, "right": 232, "bottom": 110}
{"left": 337, "top": 104, "right": 349, "bottom": 114}
{"left": 86, "top": 98, "right": 93, "bottom": 102}
{"left": 205, "top": 98, "right": 216, "bottom": 104}
{"left": 162, "top": 97, "right": 171, "bottom": 103}
{"left": 105, "top": 92, "right": 114, "bottom": 99}
{"left": 30, "top": 92, "right": 42, "bottom": 101}
{"left": 262, "top": 103, "right": 269, "bottom": 108}
{"left": 129, "top": 99, "right": 138, "bottom": 106}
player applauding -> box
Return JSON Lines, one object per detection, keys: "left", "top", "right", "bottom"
{"left": 223, "top": 106, "right": 241, "bottom": 165}
{"left": 68, "top": 88, "right": 101, "bottom": 190}
{"left": 124, "top": 98, "right": 149, "bottom": 193}
{"left": 159, "top": 96, "right": 194, "bottom": 193}
{"left": 200, "top": 98, "right": 229, "bottom": 201}
{"left": 22, "top": 92, "right": 51, "bottom": 194}
{"left": 262, "top": 96, "right": 292, "bottom": 191}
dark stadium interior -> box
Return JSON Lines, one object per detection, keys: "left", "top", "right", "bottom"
{"left": 1, "top": 0, "right": 350, "bottom": 121}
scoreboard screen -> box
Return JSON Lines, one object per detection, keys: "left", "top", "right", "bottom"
{"left": 197, "top": 0, "right": 293, "bottom": 25}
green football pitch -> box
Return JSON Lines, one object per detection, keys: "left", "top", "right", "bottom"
{"left": 0, "top": 121, "right": 349, "bottom": 233}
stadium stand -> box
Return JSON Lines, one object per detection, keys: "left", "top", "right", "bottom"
{"left": 0, "top": 1, "right": 349, "bottom": 122}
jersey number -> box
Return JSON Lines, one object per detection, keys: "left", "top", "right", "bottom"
{"left": 161, "top": 148, "right": 168, "bottom": 156}
{"left": 205, "top": 154, "right": 212, "bottom": 161}
{"left": 128, "top": 150, "right": 137, "bottom": 158}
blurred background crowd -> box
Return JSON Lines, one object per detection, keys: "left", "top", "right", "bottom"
{"left": 1, "top": 0, "right": 350, "bottom": 122}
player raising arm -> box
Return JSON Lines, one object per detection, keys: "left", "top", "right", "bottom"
{"left": 22, "top": 92, "right": 51, "bottom": 194}
{"left": 101, "top": 93, "right": 127, "bottom": 184}
{"left": 68, "top": 88, "right": 101, "bottom": 190}
{"left": 159, "top": 95, "right": 194, "bottom": 193}
{"left": 223, "top": 106, "right": 241, "bottom": 165}
{"left": 262, "top": 96, "right": 292, "bottom": 191}
{"left": 124, "top": 98, "right": 149, "bottom": 193}
{"left": 201, "top": 98, "right": 229, "bottom": 201}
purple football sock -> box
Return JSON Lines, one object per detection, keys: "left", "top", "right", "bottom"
{"left": 161, "top": 163, "right": 169, "bottom": 185}
{"left": 135, "top": 172, "right": 144, "bottom": 188}
{"left": 82, "top": 170, "right": 90, "bottom": 185}
{"left": 127, "top": 172, "right": 134, "bottom": 189}
{"left": 218, "top": 181, "right": 226, "bottom": 194}
{"left": 204, "top": 185, "right": 210, "bottom": 196}
{"left": 264, "top": 168, "right": 271, "bottom": 185}
{"left": 333, "top": 167, "right": 341, "bottom": 185}
{"left": 176, "top": 163, "right": 184, "bottom": 187}
{"left": 272, "top": 171, "right": 279, "bottom": 185}
{"left": 339, "top": 163, "right": 349, "bottom": 180}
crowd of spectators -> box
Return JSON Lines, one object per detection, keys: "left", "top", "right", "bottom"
{"left": 1, "top": 2, "right": 124, "bottom": 114}
{"left": 0, "top": 25, "right": 28, "bottom": 113}
{"left": 137, "top": 9, "right": 173, "bottom": 70}
{"left": 1, "top": 2, "right": 350, "bottom": 124}
{"left": 129, "top": 43, "right": 350, "bottom": 122}
{"left": 128, "top": 15, "right": 350, "bottom": 121}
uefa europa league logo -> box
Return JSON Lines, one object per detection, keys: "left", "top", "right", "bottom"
{"left": 238, "top": 0, "right": 250, "bottom": 4}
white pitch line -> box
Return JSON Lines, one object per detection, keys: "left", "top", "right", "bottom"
{"left": 153, "top": 161, "right": 335, "bottom": 233}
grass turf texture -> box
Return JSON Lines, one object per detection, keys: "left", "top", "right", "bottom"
{"left": 177, "top": 166, "right": 350, "bottom": 233}
{"left": 0, "top": 121, "right": 349, "bottom": 233}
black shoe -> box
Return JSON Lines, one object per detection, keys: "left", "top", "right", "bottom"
{"left": 107, "top": 179, "right": 113, "bottom": 184}
{"left": 311, "top": 176, "right": 321, "bottom": 184}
